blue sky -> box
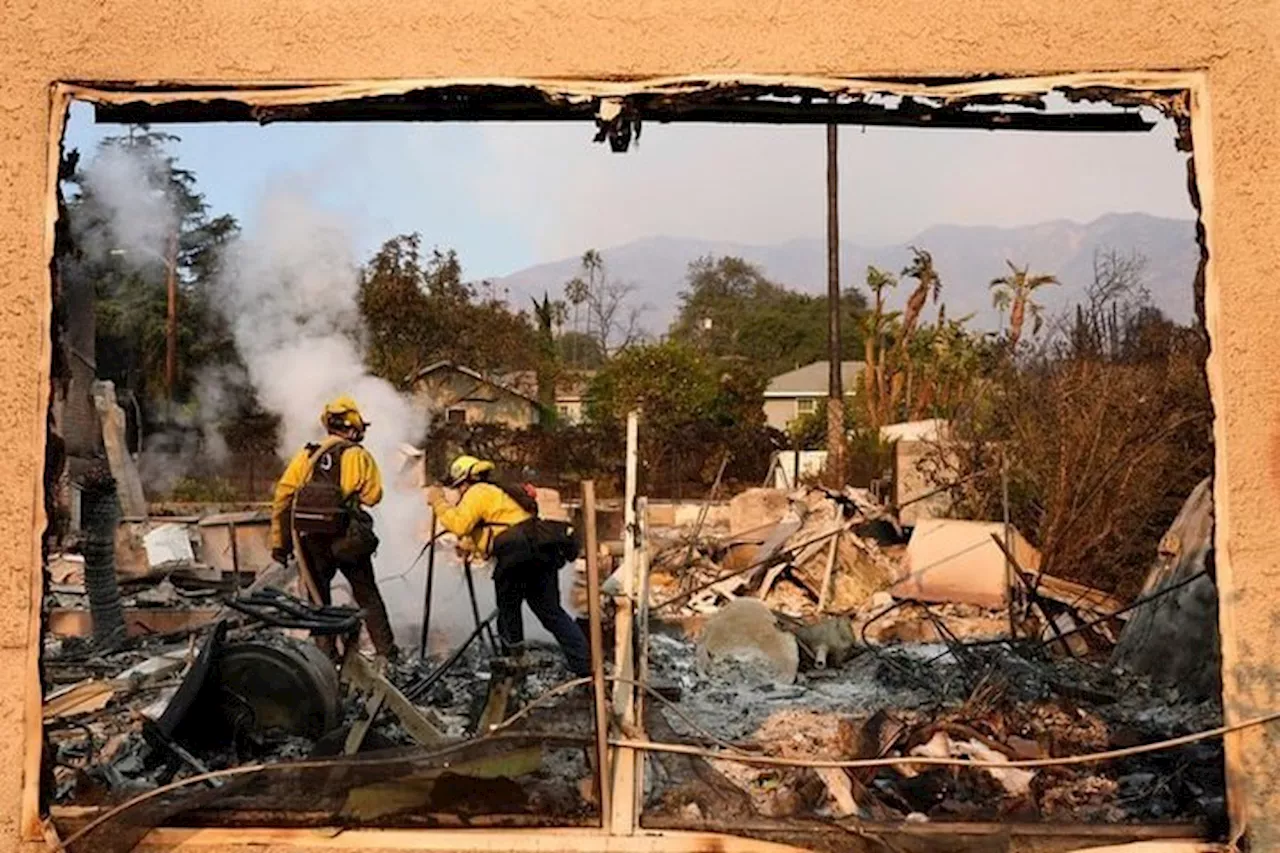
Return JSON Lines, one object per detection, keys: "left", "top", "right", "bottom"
{"left": 63, "top": 98, "right": 1196, "bottom": 282}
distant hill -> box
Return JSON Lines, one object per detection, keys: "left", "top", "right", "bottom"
{"left": 493, "top": 213, "right": 1199, "bottom": 334}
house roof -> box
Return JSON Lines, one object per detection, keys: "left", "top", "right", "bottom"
{"left": 765, "top": 361, "right": 865, "bottom": 397}
{"left": 879, "top": 418, "right": 950, "bottom": 443}
{"left": 497, "top": 370, "right": 595, "bottom": 401}
{"left": 406, "top": 360, "right": 541, "bottom": 406}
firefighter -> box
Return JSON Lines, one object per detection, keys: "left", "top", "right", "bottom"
{"left": 426, "top": 455, "right": 590, "bottom": 676}
{"left": 270, "top": 396, "right": 399, "bottom": 662}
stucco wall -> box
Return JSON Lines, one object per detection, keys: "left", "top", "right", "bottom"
{"left": 763, "top": 398, "right": 800, "bottom": 431}
{"left": 4, "top": 0, "right": 1280, "bottom": 849}
{"left": 411, "top": 372, "right": 539, "bottom": 428}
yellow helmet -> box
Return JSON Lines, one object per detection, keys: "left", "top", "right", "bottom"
{"left": 321, "top": 395, "right": 369, "bottom": 432}
{"left": 447, "top": 454, "right": 494, "bottom": 486}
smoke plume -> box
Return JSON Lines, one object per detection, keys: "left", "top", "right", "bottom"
{"left": 74, "top": 143, "right": 229, "bottom": 494}
{"left": 212, "top": 190, "right": 548, "bottom": 650}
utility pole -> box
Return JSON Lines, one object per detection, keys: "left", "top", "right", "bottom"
{"left": 164, "top": 229, "right": 178, "bottom": 414}
{"left": 825, "top": 124, "right": 846, "bottom": 488}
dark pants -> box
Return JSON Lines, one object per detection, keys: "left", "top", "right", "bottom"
{"left": 300, "top": 534, "right": 397, "bottom": 658}
{"left": 494, "top": 558, "right": 590, "bottom": 676}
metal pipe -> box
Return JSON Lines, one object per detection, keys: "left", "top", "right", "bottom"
{"left": 405, "top": 608, "right": 499, "bottom": 702}
{"left": 418, "top": 516, "right": 438, "bottom": 659}
{"left": 463, "top": 558, "right": 497, "bottom": 656}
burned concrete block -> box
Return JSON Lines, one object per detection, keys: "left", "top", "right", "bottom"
{"left": 695, "top": 598, "right": 798, "bottom": 685}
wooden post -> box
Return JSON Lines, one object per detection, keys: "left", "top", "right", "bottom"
{"left": 632, "top": 496, "right": 650, "bottom": 825}
{"left": 1002, "top": 447, "right": 1016, "bottom": 639}
{"left": 582, "top": 480, "right": 612, "bottom": 827}
{"left": 228, "top": 519, "right": 241, "bottom": 599}
{"left": 616, "top": 411, "right": 639, "bottom": 713}
{"left": 611, "top": 414, "right": 639, "bottom": 834}
{"left": 817, "top": 531, "right": 840, "bottom": 612}
{"left": 825, "top": 123, "right": 846, "bottom": 489}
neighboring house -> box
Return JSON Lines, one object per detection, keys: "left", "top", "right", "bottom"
{"left": 407, "top": 361, "right": 543, "bottom": 428}
{"left": 763, "top": 360, "right": 865, "bottom": 431}
{"left": 496, "top": 370, "right": 596, "bottom": 425}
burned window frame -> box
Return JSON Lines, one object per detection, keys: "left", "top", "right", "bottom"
{"left": 31, "top": 71, "right": 1229, "bottom": 852}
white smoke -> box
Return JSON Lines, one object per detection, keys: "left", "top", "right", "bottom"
{"left": 75, "top": 142, "right": 221, "bottom": 496}
{"left": 212, "top": 190, "right": 567, "bottom": 652}
{"left": 77, "top": 142, "right": 178, "bottom": 265}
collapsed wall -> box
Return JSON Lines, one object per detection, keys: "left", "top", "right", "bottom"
{"left": 1111, "top": 476, "right": 1219, "bottom": 700}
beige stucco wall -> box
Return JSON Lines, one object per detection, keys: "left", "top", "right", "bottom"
{"left": 893, "top": 439, "right": 957, "bottom": 527}
{"left": 412, "top": 373, "right": 539, "bottom": 428}
{"left": 763, "top": 398, "right": 802, "bottom": 431}
{"left": 4, "top": 1, "right": 1280, "bottom": 849}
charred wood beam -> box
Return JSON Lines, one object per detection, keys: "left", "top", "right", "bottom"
{"left": 93, "top": 93, "right": 1154, "bottom": 132}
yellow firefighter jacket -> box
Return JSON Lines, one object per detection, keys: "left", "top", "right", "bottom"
{"left": 429, "top": 482, "right": 532, "bottom": 559}
{"left": 270, "top": 436, "right": 383, "bottom": 550}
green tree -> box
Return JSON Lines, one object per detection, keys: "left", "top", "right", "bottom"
{"left": 669, "top": 255, "right": 867, "bottom": 378}
{"left": 359, "top": 233, "right": 539, "bottom": 387}
{"left": 586, "top": 342, "right": 768, "bottom": 478}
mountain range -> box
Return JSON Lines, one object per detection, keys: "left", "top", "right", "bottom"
{"left": 492, "top": 212, "right": 1200, "bottom": 335}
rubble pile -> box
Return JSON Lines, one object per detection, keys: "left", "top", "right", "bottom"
{"left": 43, "top": 478, "right": 1226, "bottom": 839}
{"left": 643, "top": 631, "right": 1224, "bottom": 826}
{"left": 635, "top": 484, "right": 1225, "bottom": 830}
{"left": 44, "top": 598, "right": 596, "bottom": 822}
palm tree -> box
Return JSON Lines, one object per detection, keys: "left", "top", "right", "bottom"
{"left": 891, "top": 247, "right": 942, "bottom": 418}
{"left": 564, "top": 276, "right": 589, "bottom": 366}
{"left": 990, "top": 260, "right": 1059, "bottom": 350}
{"left": 900, "top": 246, "right": 943, "bottom": 344}
{"left": 861, "top": 266, "right": 898, "bottom": 428}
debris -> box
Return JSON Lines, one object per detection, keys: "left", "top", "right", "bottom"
{"left": 790, "top": 616, "right": 858, "bottom": 670}
{"left": 909, "top": 731, "right": 1035, "bottom": 796}
{"left": 142, "top": 524, "right": 195, "bottom": 569}
{"left": 814, "top": 767, "right": 858, "bottom": 817}
{"left": 133, "top": 579, "right": 179, "bottom": 606}
{"left": 729, "top": 488, "right": 791, "bottom": 536}
{"left": 44, "top": 680, "right": 116, "bottom": 720}
{"left": 197, "top": 512, "right": 274, "bottom": 576}
{"left": 892, "top": 519, "right": 1041, "bottom": 607}
{"left": 342, "top": 647, "right": 446, "bottom": 747}
{"left": 696, "top": 599, "right": 799, "bottom": 686}
{"left": 48, "top": 553, "right": 85, "bottom": 587}
{"left": 90, "top": 380, "right": 147, "bottom": 518}
{"left": 1112, "top": 476, "right": 1219, "bottom": 699}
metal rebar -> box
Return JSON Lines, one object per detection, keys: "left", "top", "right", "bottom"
{"left": 419, "top": 516, "right": 438, "bottom": 660}
{"left": 463, "top": 558, "right": 497, "bottom": 656}
{"left": 405, "top": 609, "right": 499, "bottom": 702}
